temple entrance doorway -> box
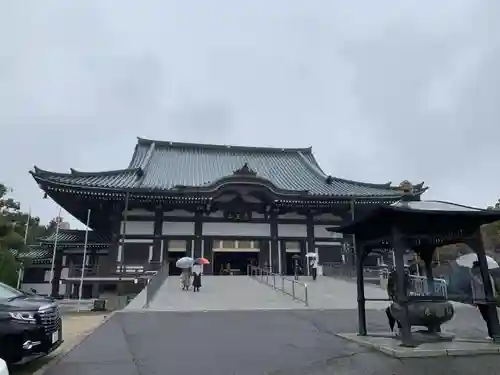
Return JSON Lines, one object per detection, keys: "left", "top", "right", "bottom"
{"left": 213, "top": 240, "right": 259, "bottom": 275}
{"left": 285, "top": 241, "right": 302, "bottom": 276}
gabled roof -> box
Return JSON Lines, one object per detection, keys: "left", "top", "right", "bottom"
{"left": 11, "top": 247, "right": 51, "bottom": 260}
{"left": 332, "top": 199, "right": 500, "bottom": 241}
{"left": 30, "top": 137, "right": 427, "bottom": 198}
{"left": 10, "top": 244, "right": 109, "bottom": 263}
{"left": 38, "top": 229, "right": 110, "bottom": 244}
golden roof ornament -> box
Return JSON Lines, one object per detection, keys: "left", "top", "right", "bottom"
{"left": 398, "top": 180, "right": 414, "bottom": 195}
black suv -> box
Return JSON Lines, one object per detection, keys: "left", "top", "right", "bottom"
{"left": 0, "top": 282, "right": 63, "bottom": 365}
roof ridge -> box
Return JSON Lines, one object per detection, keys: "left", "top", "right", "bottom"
{"left": 139, "top": 141, "right": 156, "bottom": 171}
{"left": 137, "top": 137, "right": 313, "bottom": 154}
{"left": 297, "top": 151, "right": 329, "bottom": 178}
{"left": 128, "top": 141, "right": 141, "bottom": 168}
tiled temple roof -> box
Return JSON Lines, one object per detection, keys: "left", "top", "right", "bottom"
{"left": 38, "top": 229, "right": 110, "bottom": 244}
{"left": 30, "top": 138, "right": 426, "bottom": 198}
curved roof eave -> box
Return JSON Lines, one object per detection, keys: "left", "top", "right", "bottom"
{"left": 296, "top": 152, "right": 427, "bottom": 192}
{"left": 32, "top": 174, "right": 415, "bottom": 200}
{"left": 31, "top": 166, "right": 142, "bottom": 178}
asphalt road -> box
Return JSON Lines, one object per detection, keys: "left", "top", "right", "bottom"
{"left": 43, "top": 309, "right": 500, "bottom": 375}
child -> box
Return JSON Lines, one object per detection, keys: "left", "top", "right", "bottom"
{"left": 192, "top": 264, "right": 202, "bottom": 292}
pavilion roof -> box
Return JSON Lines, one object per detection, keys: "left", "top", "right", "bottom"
{"left": 10, "top": 245, "right": 110, "bottom": 264}
{"left": 38, "top": 229, "right": 110, "bottom": 245}
{"left": 30, "top": 138, "right": 427, "bottom": 199}
{"left": 332, "top": 200, "right": 500, "bottom": 242}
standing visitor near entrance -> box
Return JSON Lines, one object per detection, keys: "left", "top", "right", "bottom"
{"left": 192, "top": 264, "right": 202, "bottom": 292}
{"left": 470, "top": 261, "right": 497, "bottom": 338}
{"left": 310, "top": 257, "right": 318, "bottom": 281}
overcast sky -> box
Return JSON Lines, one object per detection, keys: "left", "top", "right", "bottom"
{"left": 1, "top": 1, "right": 499, "bottom": 228}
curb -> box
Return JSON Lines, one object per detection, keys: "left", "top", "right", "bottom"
{"left": 32, "top": 311, "right": 118, "bottom": 375}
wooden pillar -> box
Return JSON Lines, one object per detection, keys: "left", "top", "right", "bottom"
{"left": 259, "top": 240, "right": 270, "bottom": 269}
{"left": 203, "top": 237, "right": 213, "bottom": 275}
{"left": 356, "top": 240, "right": 367, "bottom": 336}
{"left": 194, "top": 212, "right": 203, "bottom": 259}
{"left": 51, "top": 253, "right": 63, "bottom": 297}
{"left": 300, "top": 240, "right": 307, "bottom": 275}
{"left": 350, "top": 200, "right": 357, "bottom": 268}
{"left": 152, "top": 208, "right": 163, "bottom": 263}
{"left": 106, "top": 211, "right": 121, "bottom": 273}
{"left": 306, "top": 213, "right": 315, "bottom": 259}
{"left": 280, "top": 239, "right": 287, "bottom": 275}
{"left": 270, "top": 212, "right": 280, "bottom": 273}
{"left": 392, "top": 227, "right": 413, "bottom": 346}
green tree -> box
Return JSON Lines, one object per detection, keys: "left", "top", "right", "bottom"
{"left": 0, "top": 183, "right": 53, "bottom": 286}
{"left": 484, "top": 200, "right": 500, "bottom": 252}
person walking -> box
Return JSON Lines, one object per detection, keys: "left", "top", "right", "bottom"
{"left": 192, "top": 264, "right": 202, "bottom": 292}
{"left": 310, "top": 257, "right": 318, "bottom": 281}
{"left": 470, "top": 261, "right": 497, "bottom": 339}
{"left": 180, "top": 268, "right": 191, "bottom": 291}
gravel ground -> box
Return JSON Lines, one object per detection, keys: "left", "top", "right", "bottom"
{"left": 11, "top": 312, "right": 108, "bottom": 375}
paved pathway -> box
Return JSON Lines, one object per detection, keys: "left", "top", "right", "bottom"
{"left": 146, "top": 275, "right": 306, "bottom": 311}
{"left": 42, "top": 276, "right": 500, "bottom": 375}
{"left": 44, "top": 309, "right": 498, "bottom": 375}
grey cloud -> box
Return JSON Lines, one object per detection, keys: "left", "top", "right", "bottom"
{"left": 1, "top": 0, "right": 499, "bottom": 227}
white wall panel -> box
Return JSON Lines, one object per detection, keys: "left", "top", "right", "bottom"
{"left": 278, "top": 213, "right": 305, "bottom": 219}
{"left": 121, "top": 221, "right": 154, "bottom": 235}
{"left": 314, "top": 213, "right": 343, "bottom": 221}
{"left": 162, "top": 222, "right": 194, "bottom": 235}
{"left": 278, "top": 224, "right": 307, "bottom": 238}
{"left": 125, "top": 209, "right": 154, "bottom": 217}
{"left": 203, "top": 222, "right": 270, "bottom": 236}
{"left": 164, "top": 210, "right": 194, "bottom": 217}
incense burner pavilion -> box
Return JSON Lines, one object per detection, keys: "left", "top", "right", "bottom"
{"left": 30, "top": 138, "right": 426, "bottom": 297}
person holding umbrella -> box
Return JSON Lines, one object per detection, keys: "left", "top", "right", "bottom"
{"left": 306, "top": 252, "right": 318, "bottom": 281}
{"left": 176, "top": 257, "right": 194, "bottom": 291}
{"left": 192, "top": 258, "right": 210, "bottom": 292}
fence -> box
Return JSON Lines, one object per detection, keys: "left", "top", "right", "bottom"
{"left": 322, "top": 262, "right": 385, "bottom": 285}
{"left": 143, "top": 263, "right": 169, "bottom": 308}
{"left": 322, "top": 262, "right": 448, "bottom": 298}
{"left": 248, "top": 265, "right": 308, "bottom": 306}
{"left": 409, "top": 275, "right": 448, "bottom": 299}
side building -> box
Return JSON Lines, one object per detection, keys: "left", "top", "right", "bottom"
{"left": 30, "top": 138, "right": 427, "bottom": 296}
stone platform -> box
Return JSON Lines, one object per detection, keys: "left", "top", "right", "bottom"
{"left": 337, "top": 332, "right": 500, "bottom": 358}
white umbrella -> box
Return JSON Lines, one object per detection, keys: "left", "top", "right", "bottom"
{"left": 455, "top": 253, "right": 499, "bottom": 269}
{"left": 176, "top": 257, "right": 194, "bottom": 269}
{"left": 305, "top": 253, "right": 317, "bottom": 258}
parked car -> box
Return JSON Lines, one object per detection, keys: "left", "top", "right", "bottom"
{"left": 0, "top": 282, "right": 62, "bottom": 365}
{"left": 0, "top": 358, "right": 8, "bottom": 375}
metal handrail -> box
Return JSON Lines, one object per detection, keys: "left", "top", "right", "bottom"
{"left": 322, "top": 262, "right": 448, "bottom": 298}
{"left": 248, "top": 265, "right": 308, "bottom": 306}
{"left": 144, "top": 262, "right": 169, "bottom": 308}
